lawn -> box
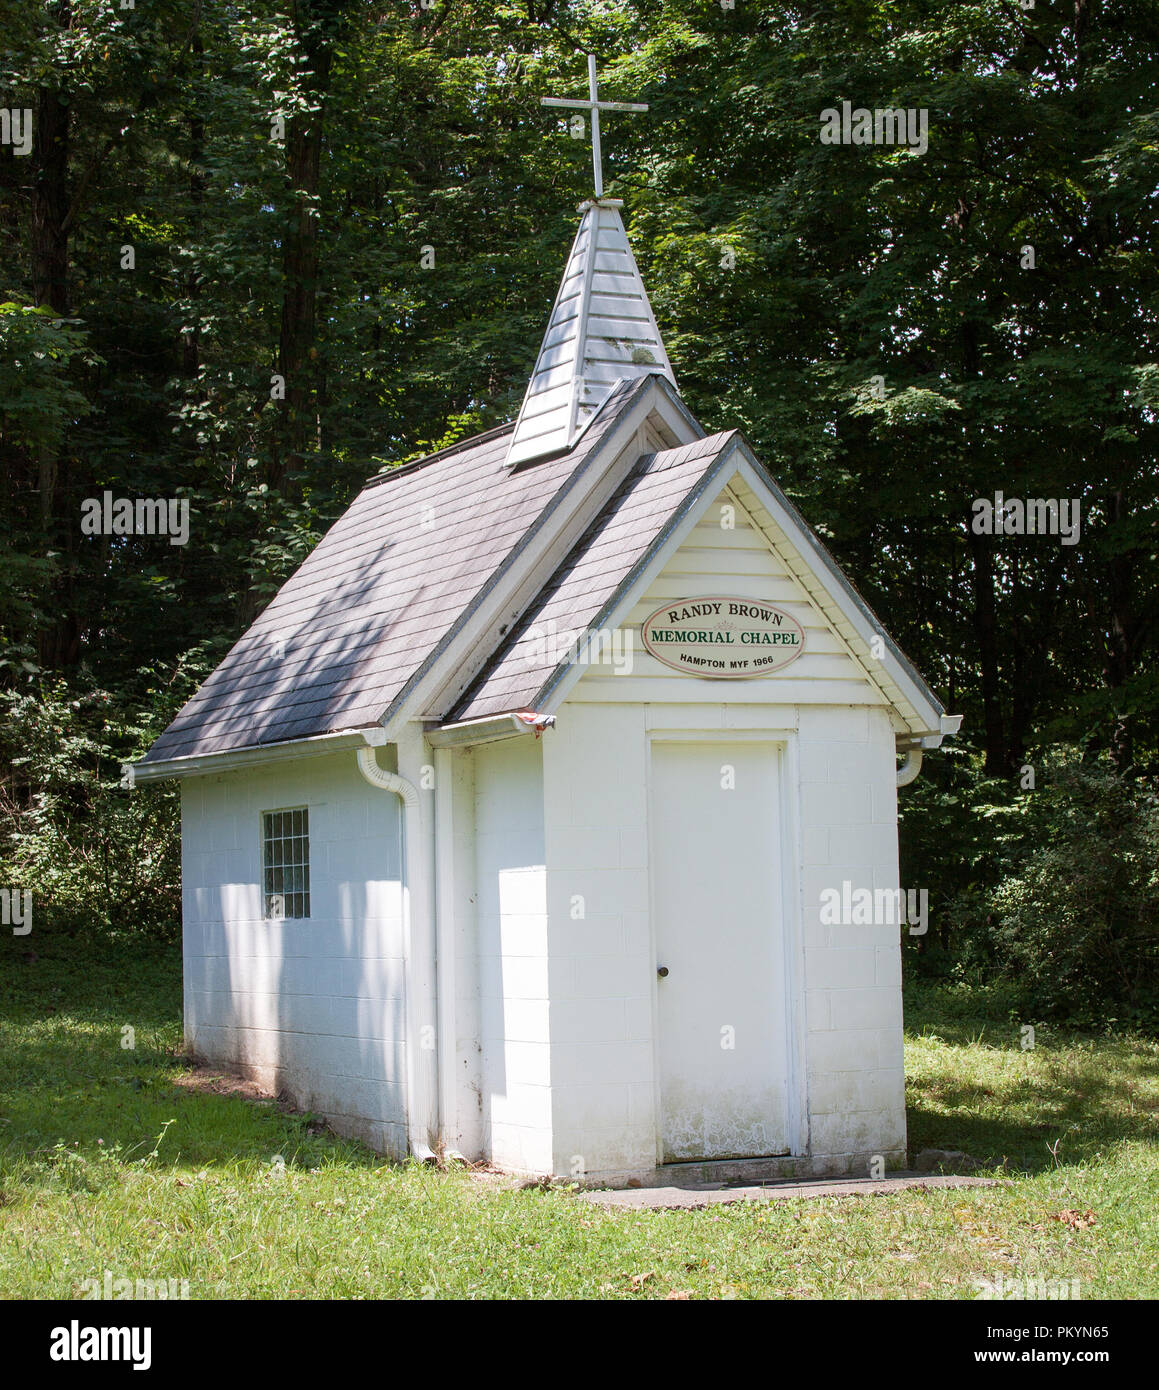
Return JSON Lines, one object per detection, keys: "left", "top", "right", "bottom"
{"left": 1, "top": 931, "right": 1157, "bottom": 1300}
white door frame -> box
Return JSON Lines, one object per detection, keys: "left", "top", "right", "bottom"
{"left": 644, "top": 728, "right": 809, "bottom": 1165}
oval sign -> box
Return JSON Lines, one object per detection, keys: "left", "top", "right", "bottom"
{"left": 641, "top": 595, "right": 806, "bottom": 678}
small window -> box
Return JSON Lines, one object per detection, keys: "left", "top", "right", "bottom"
{"left": 262, "top": 808, "right": 310, "bottom": 919}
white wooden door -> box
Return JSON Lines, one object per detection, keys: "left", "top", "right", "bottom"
{"left": 651, "top": 740, "right": 789, "bottom": 1161}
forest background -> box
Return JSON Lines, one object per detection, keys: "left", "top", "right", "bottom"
{"left": 1, "top": 0, "right": 1156, "bottom": 1026}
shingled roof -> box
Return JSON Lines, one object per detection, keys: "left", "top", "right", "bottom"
{"left": 141, "top": 378, "right": 656, "bottom": 765}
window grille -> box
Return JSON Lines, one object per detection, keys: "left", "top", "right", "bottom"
{"left": 262, "top": 808, "right": 310, "bottom": 919}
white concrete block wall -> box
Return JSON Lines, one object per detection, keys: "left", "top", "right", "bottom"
{"left": 798, "top": 704, "right": 907, "bottom": 1169}
{"left": 539, "top": 697, "right": 907, "bottom": 1181}
{"left": 473, "top": 737, "right": 552, "bottom": 1173}
{"left": 542, "top": 702, "right": 659, "bottom": 1180}
{"left": 180, "top": 750, "right": 408, "bottom": 1156}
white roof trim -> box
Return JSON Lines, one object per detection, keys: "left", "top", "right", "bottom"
{"left": 127, "top": 726, "right": 389, "bottom": 784}
{"left": 403, "top": 378, "right": 700, "bottom": 728}
{"left": 425, "top": 713, "right": 536, "bottom": 748}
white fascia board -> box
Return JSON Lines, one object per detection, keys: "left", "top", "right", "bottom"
{"left": 532, "top": 439, "right": 747, "bottom": 713}
{"left": 647, "top": 375, "right": 706, "bottom": 448}
{"left": 425, "top": 714, "right": 534, "bottom": 748}
{"left": 125, "top": 726, "right": 389, "bottom": 785}
{"left": 397, "top": 378, "right": 702, "bottom": 728}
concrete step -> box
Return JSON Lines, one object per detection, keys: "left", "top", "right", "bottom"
{"left": 579, "top": 1171, "right": 999, "bottom": 1211}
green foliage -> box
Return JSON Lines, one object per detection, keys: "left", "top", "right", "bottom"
{"left": 0, "top": 652, "right": 213, "bottom": 940}
{"left": 982, "top": 761, "right": 1159, "bottom": 1029}
{"left": 906, "top": 755, "right": 1159, "bottom": 1027}
{"left": 0, "top": 303, "right": 100, "bottom": 453}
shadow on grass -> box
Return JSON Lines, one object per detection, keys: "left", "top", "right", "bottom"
{"left": 6, "top": 929, "right": 1155, "bottom": 1190}
{"left": 905, "top": 1005, "right": 1159, "bottom": 1174}
{"left": 0, "top": 929, "right": 385, "bottom": 1183}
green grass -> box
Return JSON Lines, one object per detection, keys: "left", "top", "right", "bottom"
{"left": 2, "top": 930, "right": 1157, "bottom": 1300}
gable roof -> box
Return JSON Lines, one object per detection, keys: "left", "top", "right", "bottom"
{"left": 506, "top": 200, "right": 676, "bottom": 468}
{"left": 446, "top": 432, "right": 947, "bottom": 738}
{"left": 140, "top": 377, "right": 662, "bottom": 767}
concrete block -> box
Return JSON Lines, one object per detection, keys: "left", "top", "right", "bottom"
{"left": 802, "top": 781, "right": 871, "bottom": 827}
{"left": 805, "top": 946, "right": 876, "bottom": 990}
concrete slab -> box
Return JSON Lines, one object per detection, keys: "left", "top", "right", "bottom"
{"left": 578, "top": 1171, "right": 999, "bottom": 1211}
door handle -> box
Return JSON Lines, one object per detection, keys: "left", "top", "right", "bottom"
{"left": 657, "top": 966, "right": 669, "bottom": 978}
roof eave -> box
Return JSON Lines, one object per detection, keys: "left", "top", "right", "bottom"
{"left": 127, "top": 726, "right": 389, "bottom": 785}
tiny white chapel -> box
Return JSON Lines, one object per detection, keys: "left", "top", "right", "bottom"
{"left": 131, "top": 58, "right": 960, "bottom": 1185}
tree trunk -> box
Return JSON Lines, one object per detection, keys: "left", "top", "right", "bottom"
{"left": 269, "top": 11, "right": 334, "bottom": 496}
{"left": 967, "top": 522, "right": 1007, "bottom": 776}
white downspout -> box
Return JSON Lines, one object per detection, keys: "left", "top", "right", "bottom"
{"left": 896, "top": 745, "right": 923, "bottom": 787}
{"left": 356, "top": 742, "right": 439, "bottom": 1164}
{"left": 432, "top": 745, "right": 467, "bottom": 1164}
{"left": 356, "top": 744, "right": 418, "bottom": 810}
{"left": 897, "top": 716, "right": 962, "bottom": 787}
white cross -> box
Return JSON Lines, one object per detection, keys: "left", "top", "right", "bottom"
{"left": 541, "top": 55, "right": 648, "bottom": 199}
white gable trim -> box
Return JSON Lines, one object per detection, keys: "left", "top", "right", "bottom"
{"left": 730, "top": 449, "right": 945, "bottom": 736}
{"left": 527, "top": 442, "right": 947, "bottom": 738}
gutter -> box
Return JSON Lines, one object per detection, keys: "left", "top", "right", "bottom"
{"left": 896, "top": 746, "right": 924, "bottom": 787}
{"left": 897, "top": 714, "right": 963, "bottom": 786}
{"left": 425, "top": 712, "right": 539, "bottom": 748}
{"left": 124, "top": 728, "right": 381, "bottom": 786}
